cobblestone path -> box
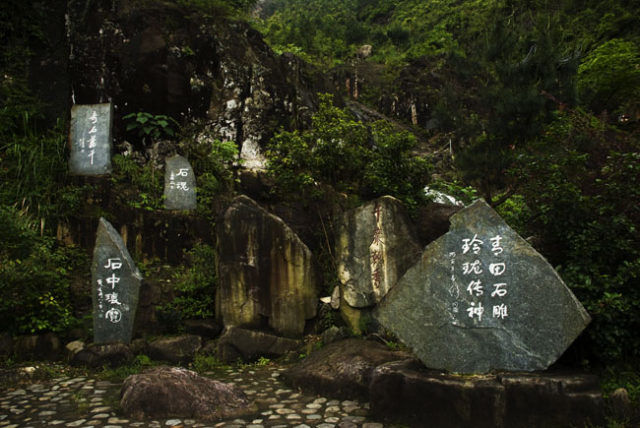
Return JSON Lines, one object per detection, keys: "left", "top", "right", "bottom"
{"left": 0, "top": 365, "right": 387, "bottom": 428}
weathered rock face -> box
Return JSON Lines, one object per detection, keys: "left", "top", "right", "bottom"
{"left": 216, "top": 195, "right": 317, "bottom": 337}
{"left": 92, "top": 218, "right": 143, "bottom": 344}
{"left": 67, "top": 1, "right": 333, "bottom": 167}
{"left": 282, "top": 338, "right": 411, "bottom": 400}
{"left": 216, "top": 327, "right": 301, "bottom": 363}
{"left": 335, "top": 196, "right": 422, "bottom": 308}
{"left": 375, "top": 200, "right": 591, "bottom": 373}
{"left": 71, "top": 343, "right": 134, "bottom": 368}
{"left": 121, "top": 366, "right": 256, "bottom": 420}
{"left": 147, "top": 334, "right": 202, "bottom": 364}
{"left": 370, "top": 359, "right": 605, "bottom": 428}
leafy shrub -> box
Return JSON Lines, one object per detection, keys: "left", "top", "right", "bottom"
{"left": 111, "top": 154, "right": 164, "bottom": 211}
{"left": 0, "top": 206, "right": 86, "bottom": 334}
{"left": 123, "top": 112, "right": 179, "bottom": 146}
{"left": 159, "top": 243, "right": 217, "bottom": 320}
{"left": 507, "top": 109, "right": 640, "bottom": 365}
{"left": 266, "top": 94, "right": 431, "bottom": 208}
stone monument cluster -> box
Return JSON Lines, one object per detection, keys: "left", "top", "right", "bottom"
{"left": 71, "top": 102, "right": 590, "bottom": 373}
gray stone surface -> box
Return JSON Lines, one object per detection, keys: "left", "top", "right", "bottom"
{"left": 217, "top": 327, "right": 302, "bottom": 363}
{"left": 69, "top": 103, "right": 113, "bottom": 175}
{"left": 163, "top": 155, "right": 196, "bottom": 210}
{"left": 375, "top": 199, "right": 591, "bottom": 373}
{"left": 335, "top": 196, "right": 421, "bottom": 308}
{"left": 121, "top": 367, "right": 256, "bottom": 421}
{"left": 92, "top": 218, "right": 143, "bottom": 344}
{"left": 216, "top": 195, "right": 317, "bottom": 337}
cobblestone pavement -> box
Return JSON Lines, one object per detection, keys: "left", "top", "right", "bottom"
{"left": 0, "top": 365, "right": 387, "bottom": 428}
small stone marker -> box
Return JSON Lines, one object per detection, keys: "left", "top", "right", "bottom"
{"left": 69, "top": 103, "right": 113, "bottom": 175}
{"left": 375, "top": 199, "right": 591, "bottom": 373}
{"left": 92, "top": 218, "right": 142, "bottom": 344}
{"left": 164, "top": 155, "right": 196, "bottom": 210}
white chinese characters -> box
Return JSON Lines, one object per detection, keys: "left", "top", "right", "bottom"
{"left": 98, "top": 257, "right": 125, "bottom": 324}
{"left": 456, "top": 234, "right": 510, "bottom": 323}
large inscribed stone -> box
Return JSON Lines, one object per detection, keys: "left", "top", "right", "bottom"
{"left": 164, "top": 155, "right": 196, "bottom": 210}
{"left": 375, "top": 200, "right": 591, "bottom": 373}
{"left": 69, "top": 103, "right": 113, "bottom": 175}
{"left": 92, "top": 218, "right": 142, "bottom": 344}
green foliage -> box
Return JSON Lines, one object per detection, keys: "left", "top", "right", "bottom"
{"left": 111, "top": 154, "right": 164, "bottom": 211}
{"left": 507, "top": 109, "right": 640, "bottom": 364}
{"left": 266, "top": 94, "right": 431, "bottom": 207}
{"left": 95, "top": 354, "right": 155, "bottom": 381}
{"left": 0, "top": 115, "right": 89, "bottom": 227}
{"left": 578, "top": 39, "right": 640, "bottom": 115}
{"left": 159, "top": 243, "right": 217, "bottom": 321}
{"left": 0, "top": 206, "right": 86, "bottom": 334}
{"left": 179, "top": 133, "right": 239, "bottom": 218}
{"left": 123, "top": 112, "right": 179, "bottom": 145}
{"left": 192, "top": 353, "right": 227, "bottom": 372}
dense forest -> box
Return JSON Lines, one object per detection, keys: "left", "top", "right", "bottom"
{"left": 1, "top": 0, "right": 639, "bottom": 408}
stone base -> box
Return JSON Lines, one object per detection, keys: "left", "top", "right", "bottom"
{"left": 369, "top": 359, "right": 605, "bottom": 428}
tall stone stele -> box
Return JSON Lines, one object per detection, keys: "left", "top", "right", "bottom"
{"left": 92, "top": 218, "right": 143, "bottom": 344}
{"left": 375, "top": 199, "right": 591, "bottom": 373}
{"left": 164, "top": 155, "right": 197, "bottom": 210}
{"left": 69, "top": 103, "right": 113, "bottom": 175}
{"left": 335, "top": 196, "right": 422, "bottom": 332}
{"left": 216, "top": 195, "right": 317, "bottom": 338}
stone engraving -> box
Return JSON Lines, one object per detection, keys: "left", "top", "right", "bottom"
{"left": 164, "top": 155, "right": 197, "bottom": 210}
{"left": 69, "top": 103, "right": 113, "bottom": 175}
{"left": 375, "top": 199, "right": 591, "bottom": 373}
{"left": 92, "top": 218, "right": 142, "bottom": 344}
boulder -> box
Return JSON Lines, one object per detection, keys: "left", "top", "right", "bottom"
{"left": 216, "top": 195, "right": 317, "bottom": 337}
{"left": 216, "top": 327, "right": 301, "bottom": 363}
{"left": 121, "top": 366, "right": 256, "bottom": 420}
{"left": 282, "top": 338, "right": 410, "bottom": 400}
{"left": 71, "top": 343, "right": 134, "bottom": 368}
{"left": 65, "top": 340, "right": 85, "bottom": 360}
{"left": 370, "top": 359, "right": 605, "bottom": 428}
{"left": 148, "top": 334, "right": 202, "bottom": 363}
{"left": 375, "top": 199, "right": 591, "bottom": 373}
{"left": 335, "top": 196, "right": 421, "bottom": 309}
{"left": 184, "top": 318, "right": 223, "bottom": 339}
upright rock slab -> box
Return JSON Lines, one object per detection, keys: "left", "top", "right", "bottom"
{"left": 69, "top": 103, "right": 113, "bottom": 175}
{"left": 164, "top": 155, "right": 197, "bottom": 210}
{"left": 335, "top": 196, "right": 422, "bottom": 308}
{"left": 92, "top": 218, "right": 142, "bottom": 344}
{"left": 375, "top": 200, "right": 591, "bottom": 373}
{"left": 216, "top": 195, "right": 317, "bottom": 337}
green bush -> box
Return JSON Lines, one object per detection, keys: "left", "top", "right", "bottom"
{"left": 0, "top": 206, "right": 85, "bottom": 334}
{"left": 159, "top": 243, "right": 217, "bottom": 320}
{"left": 507, "top": 109, "right": 640, "bottom": 365}
{"left": 266, "top": 94, "right": 431, "bottom": 208}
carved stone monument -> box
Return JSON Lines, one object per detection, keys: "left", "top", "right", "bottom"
{"left": 164, "top": 155, "right": 197, "bottom": 210}
{"left": 69, "top": 103, "right": 113, "bottom": 175}
{"left": 92, "top": 218, "right": 142, "bottom": 344}
{"left": 375, "top": 199, "right": 591, "bottom": 373}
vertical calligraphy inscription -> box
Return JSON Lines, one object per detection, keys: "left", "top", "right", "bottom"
{"left": 69, "top": 103, "right": 113, "bottom": 175}
{"left": 451, "top": 231, "right": 511, "bottom": 326}
{"left": 164, "top": 155, "right": 197, "bottom": 210}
